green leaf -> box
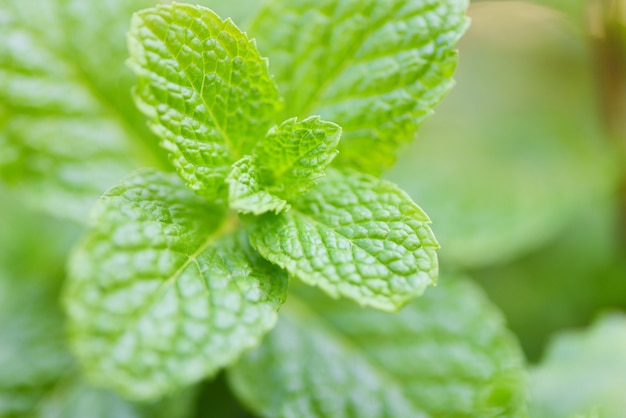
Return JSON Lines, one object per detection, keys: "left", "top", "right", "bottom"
{"left": 64, "top": 169, "right": 288, "bottom": 400}
{"left": 254, "top": 116, "right": 341, "bottom": 200}
{"left": 0, "top": 273, "right": 73, "bottom": 417}
{"left": 249, "top": 0, "right": 469, "bottom": 174}
{"left": 128, "top": 4, "right": 282, "bottom": 201}
{"left": 0, "top": 191, "right": 196, "bottom": 418}
{"left": 385, "top": 2, "right": 618, "bottom": 268}
{"left": 0, "top": 0, "right": 166, "bottom": 221}
{"left": 35, "top": 376, "right": 196, "bottom": 418}
{"left": 247, "top": 168, "right": 439, "bottom": 311}
{"left": 529, "top": 314, "right": 626, "bottom": 418}
{"left": 227, "top": 156, "right": 290, "bottom": 215}
{"left": 228, "top": 276, "right": 528, "bottom": 417}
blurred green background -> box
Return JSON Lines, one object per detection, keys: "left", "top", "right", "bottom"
{"left": 1, "top": 0, "right": 625, "bottom": 416}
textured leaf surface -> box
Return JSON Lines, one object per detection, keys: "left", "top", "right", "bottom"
{"left": 0, "top": 190, "right": 197, "bottom": 418}
{"left": 254, "top": 116, "right": 341, "bottom": 200}
{"left": 247, "top": 169, "right": 439, "bottom": 311}
{"left": 385, "top": 3, "right": 618, "bottom": 268}
{"left": 128, "top": 4, "right": 282, "bottom": 201}
{"left": 249, "top": 0, "right": 469, "bottom": 174}
{"left": 0, "top": 0, "right": 164, "bottom": 221}
{"left": 529, "top": 314, "right": 626, "bottom": 418}
{"left": 229, "top": 277, "right": 528, "bottom": 417}
{"left": 227, "top": 156, "right": 290, "bottom": 215}
{"left": 64, "top": 169, "right": 288, "bottom": 400}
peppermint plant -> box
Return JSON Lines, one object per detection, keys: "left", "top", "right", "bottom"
{"left": 1, "top": 0, "right": 535, "bottom": 416}
{"left": 66, "top": 0, "right": 455, "bottom": 397}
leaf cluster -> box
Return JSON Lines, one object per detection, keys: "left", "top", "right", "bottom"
{"left": 2, "top": 0, "right": 625, "bottom": 417}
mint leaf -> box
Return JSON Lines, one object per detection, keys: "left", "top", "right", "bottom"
{"left": 0, "top": 0, "right": 166, "bottom": 221}
{"left": 227, "top": 116, "right": 341, "bottom": 214}
{"left": 249, "top": 0, "right": 469, "bottom": 174}
{"left": 247, "top": 168, "right": 439, "bottom": 311}
{"left": 228, "top": 276, "right": 528, "bottom": 417}
{"left": 36, "top": 376, "right": 196, "bottom": 418}
{"left": 227, "top": 156, "right": 290, "bottom": 215}
{"left": 64, "top": 169, "right": 288, "bottom": 400}
{"left": 529, "top": 314, "right": 626, "bottom": 418}
{"left": 0, "top": 275, "right": 72, "bottom": 417}
{"left": 128, "top": 4, "right": 282, "bottom": 201}
{"left": 254, "top": 116, "right": 341, "bottom": 200}
{"left": 385, "top": 3, "right": 618, "bottom": 268}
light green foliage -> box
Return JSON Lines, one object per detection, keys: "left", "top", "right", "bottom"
{"left": 254, "top": 116, "right": 342, "bottom": 200}
{"left": 249, "top": 0, "right": 469, "bottom": 174}
{"left": 228, "top": 277, "right": 528, "bottom": 417}
{"left": 65, "top": 169, "right": 288, "bottom": 400}
{"left": 0, "top": 277, "right": 196, "bottom": 418}
{"left": 35, "top": 377, "right": 196, "bottom": 418}
{"left": 247, "top": 169, "right": 439, "bottom": 311}
{"left": 227, "top": 156, "right": 290, "bottom": 215}
{"left": 0, "top": 195, "right": 196, "bottom": 418}
{"left": 227, "top": 116, "right": 341, "bottom": 214}
{"left": 386, "top": 2, "right": 618, "bottom": 267}
{"left": 0, "top": 275, "right": 73, "bottom": 417}
{"left": 127, "top": 4, "right": 282, "bottom": 201}
{"left": 529, "top": 314, "right": 626, "bottom": 418}
{"left": 0, "top": 0, "right": 163, "bottom": 221}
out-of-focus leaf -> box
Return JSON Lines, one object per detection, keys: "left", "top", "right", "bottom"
{"left": 529, "top": 314, "right": 626, "bottom": 418}
{"left": 0, "top": 189, "right": 198, "bottom": 418}
{"left": 36, "top": 377, "right": 196, "bottom": 418}
{"left": 0, "top": 0, "right": 168, "bottom": 221}
{"left": 385, "top": 2, "right": 618, "bottom": 268}
{"left": 228, "top": 276, "right": 528, "bottom": 417}
{"left": 474, "top": 196, "right": 626, "bottom": 362}
{"left": 0, "top": 273, "right": 72, "bottom": 417}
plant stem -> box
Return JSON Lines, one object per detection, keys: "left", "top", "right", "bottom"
{"left": 589, "top": 0, "right": 626, "bottom": 244}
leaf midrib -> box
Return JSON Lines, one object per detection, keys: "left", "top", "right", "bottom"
{"left": 119, "top": 213, "right": 240, "bottom": 336}
{"left": 139, "top": 11, "right": 239, "bottom": 160}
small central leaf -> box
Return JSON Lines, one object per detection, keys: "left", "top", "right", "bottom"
{"left": 227, "top": 156, "right": 290, "bottom": 215}
{"left": 254, "top": 116, "right": 342, "bottom": 200}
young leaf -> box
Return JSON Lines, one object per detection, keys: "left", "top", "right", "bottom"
{"left": 247, "top": 168, "right": 439, "bottom": 311}
{"left": 227, "top": 156, "right": 290, "bottom": 215}
{"left": 128, "top": 4, "right": 282, "bottom": 201}
{"left": 529, "top": 314, "right": 626, "bottom": 418}
{"left": 64, "top": 169, "right": 288, "bottom": 400}
{"left": 254, "top": 116, "right": 342, "bottom": 200}
{"left": 228, "top": 276, "right": 528, "bottom": 417}
{"left": 249, "top": 0, "right": 469, "bottom": 174}
{"left": 0, "top": 0, "right": 165, "bottom": 221}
